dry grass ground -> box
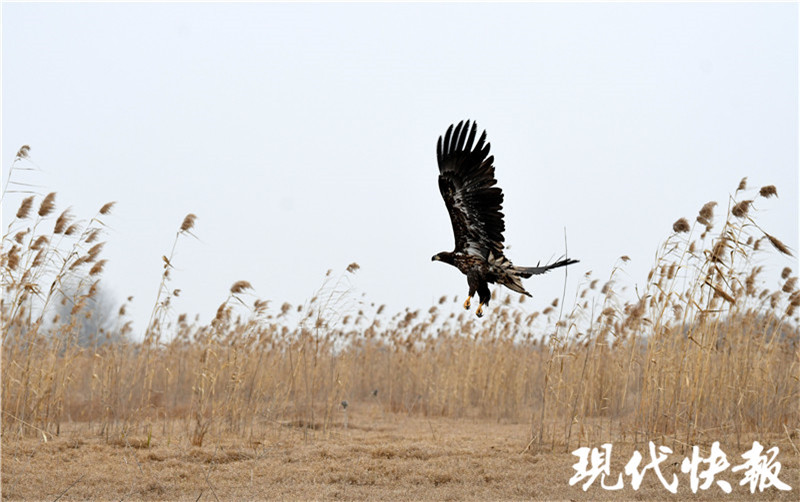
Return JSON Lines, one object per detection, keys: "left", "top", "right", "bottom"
{"left": 3, "top": 404, "right": 798, "bottom": 501}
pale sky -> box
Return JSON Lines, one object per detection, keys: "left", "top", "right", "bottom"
{"left": 3, "top": 3, "right": 798, "bottom": 333}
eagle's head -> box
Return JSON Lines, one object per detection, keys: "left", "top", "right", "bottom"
{"left": 431, "top": 251, "right": 454, "bottom": 264}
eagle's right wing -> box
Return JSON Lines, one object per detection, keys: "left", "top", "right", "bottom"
{"left": 437, "top": 120, "right": 505, "bottom": 258}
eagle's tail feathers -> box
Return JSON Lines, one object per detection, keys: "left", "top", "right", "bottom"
{"left": 515, "top": 258, "right": 579, "bottom": 278}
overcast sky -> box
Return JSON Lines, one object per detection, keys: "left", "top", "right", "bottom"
{"left": 3, "top": 3, "right": 798, "bottom": 334}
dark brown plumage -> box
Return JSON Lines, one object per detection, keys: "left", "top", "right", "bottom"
{"left": 431, "top": 120, "right": 578, "bottom": 317}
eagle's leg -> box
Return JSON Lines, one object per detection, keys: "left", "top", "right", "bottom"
{"left": 464, "top": 284, "right": 477, "bottom": 310}
{"left": 475, "top": 282, "right": 490, "bottom": 318}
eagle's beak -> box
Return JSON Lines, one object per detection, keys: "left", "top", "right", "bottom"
{"left": 432, "top": 255, "right": 439, "bottom": 261}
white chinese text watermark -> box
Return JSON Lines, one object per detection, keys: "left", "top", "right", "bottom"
{"left": 570, "top": 441, "right": 792, "bottom": 494}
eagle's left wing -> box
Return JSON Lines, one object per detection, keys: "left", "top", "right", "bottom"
{"left": 437, "top": 120, "right": 505, "bottom": 258}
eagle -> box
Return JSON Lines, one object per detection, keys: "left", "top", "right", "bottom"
{"left": 431, "top": 120, "right": 579, "bottom": 317}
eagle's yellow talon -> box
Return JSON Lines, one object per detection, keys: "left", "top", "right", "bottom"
{"left": 476, "top": 303, "right": 484, "bottom": 317}
{"left": 463, "top": 297, "right": 471, "bottom": 310}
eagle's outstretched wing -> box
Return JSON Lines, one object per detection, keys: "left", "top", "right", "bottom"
{"left": 437, "top": 120, "right": 505, "bottom": 258}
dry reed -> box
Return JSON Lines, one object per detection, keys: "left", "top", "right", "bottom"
{"left": 2, "top": 167, "right": 797, "bottom": 454}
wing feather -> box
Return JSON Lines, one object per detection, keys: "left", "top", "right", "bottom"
{"left": 437, "top": 120, "right": 505, "bottom": 258}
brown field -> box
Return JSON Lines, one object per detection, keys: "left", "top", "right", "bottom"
{"left": 3, "top": 408, "right": 799, "bottom": 501}
{"left": 2, "top": 151, "right": 799, "bottom": 500}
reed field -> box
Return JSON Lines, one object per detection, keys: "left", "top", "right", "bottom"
{"left": 2, "top": 146, "right": 799, "bottom": 500}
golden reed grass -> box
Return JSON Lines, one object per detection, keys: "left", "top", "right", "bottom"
{"left": 2, "top": 164, "right": 797, "bottom": 452}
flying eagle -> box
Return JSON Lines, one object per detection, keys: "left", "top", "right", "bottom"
{"left": 431, "top": 120, "right": 578, "bottom": 317}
